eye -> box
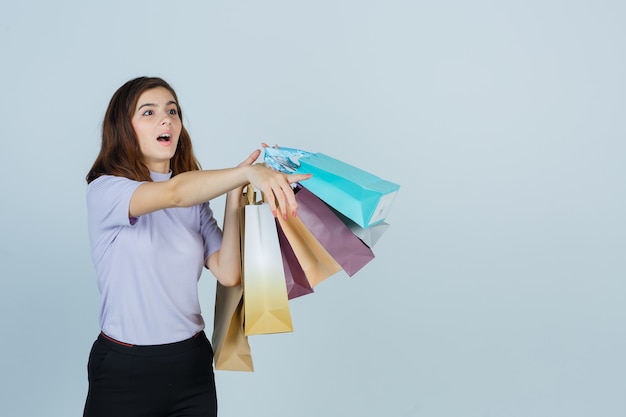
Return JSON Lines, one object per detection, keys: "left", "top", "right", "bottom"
{"left": 142, "top": 109, "right": 154, "bottom": 116}
{"left": 168, "top": 108, "right": 178, "bottom": 116}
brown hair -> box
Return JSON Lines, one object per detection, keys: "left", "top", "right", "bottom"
{"left": 86, "top": 76, "right": 201, "bottom": 183}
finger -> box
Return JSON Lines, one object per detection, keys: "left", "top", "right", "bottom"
{"left": 270, "top": 184, "right": 287, "bottom": 219}
{"left": 287, "top": 173, "right": 312, "bottom": 184}
{"left": 249, "top": 149, "right": 261, "bottom": 161}
{"left": 239, "top": 149, "right": 261, "bottom": 167}
{"left": 262, "top": 178, "right": 287, "bottom": 220}
{"left": 277, "top": 180, "right": 299, "bottom": 218}
{"left": 265, "top": 191, "right": 278, "bottom": 217}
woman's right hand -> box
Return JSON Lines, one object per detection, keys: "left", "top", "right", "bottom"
{"left": 241, "top": 149, "right": 311, "bottom": 218}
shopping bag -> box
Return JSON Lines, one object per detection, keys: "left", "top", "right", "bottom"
{"left": 329, "top": 207, "right": 390, "bottom": 248}
{"left": 275, "top": 205, "right": 342, "bottom": 288}
{"left": 294, "top": 185, "right": 375, "bottom": 276}
{"left": 264, "top": 147, "right": 400, "bottom": 228}
{"left": 241, "top": 186, "right": 293, "bottom": 336}
{"left": 212, "top": 282, "right": 254, "bottom": 372}
{"left": 275, "top": 223, "right": 314, "bottom": 299}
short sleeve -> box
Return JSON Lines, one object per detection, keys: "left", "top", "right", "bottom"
{"left": 199, "top": 202, "right": 223, "bottom": 265}
{"left": 86, "top": 175, "right": 143, "bottom": 264}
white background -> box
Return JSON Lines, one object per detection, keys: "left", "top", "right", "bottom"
{"left": 1, "top": 1, "right": 625, "bottom": 416}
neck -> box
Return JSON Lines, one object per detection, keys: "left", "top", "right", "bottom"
{"left": 146, "top": 161, "right": 171, "bottom": 174}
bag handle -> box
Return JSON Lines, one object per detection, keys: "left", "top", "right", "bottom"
{"left": 245, "top": 184, "right": 255, "bottom": 205}
{"left": 244, "top": 184, "right": 269, "bottom": 206}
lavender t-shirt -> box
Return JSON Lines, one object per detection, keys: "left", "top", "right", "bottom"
{"left": 86, "top": 171, "right": 223, "bottom": 345}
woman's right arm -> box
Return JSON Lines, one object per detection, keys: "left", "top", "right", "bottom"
{"left": 129, "top": 152, "right": 311, "bottom": 218}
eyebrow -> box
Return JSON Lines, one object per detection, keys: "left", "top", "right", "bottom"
{"left": 137, "top": 100, "right": 178, "bottom": 111}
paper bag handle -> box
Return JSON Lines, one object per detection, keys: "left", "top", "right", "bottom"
{"left": 245, "top": 184, "right": 255, "bottom": 205}
{"left": 244, "top": 184, "right": 269, "bottom": 206}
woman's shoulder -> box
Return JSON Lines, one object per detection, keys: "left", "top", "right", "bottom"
{"left": 89, "top": 174, "right": 140, "bottom": 188}
{"left": 87, "top": 175, "right": 144, "bottom": 202}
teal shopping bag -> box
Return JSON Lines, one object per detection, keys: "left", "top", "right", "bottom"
{"left": 264, "top": 147, "right": 400, "bottom": 228}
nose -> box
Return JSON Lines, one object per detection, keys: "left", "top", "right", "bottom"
{"left": 160, "top": 114, "right": 172, "bottom": 125}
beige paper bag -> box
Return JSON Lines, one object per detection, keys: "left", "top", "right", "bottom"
{"left": 212, "top": 282, "right": 254, "bottom": 372}
{"left": 275, "top": 207, "right": 342, "bottom": 288}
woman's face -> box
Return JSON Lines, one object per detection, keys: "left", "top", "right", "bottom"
{"left": 131, "top": 87, "right": 182, "bottom": 173}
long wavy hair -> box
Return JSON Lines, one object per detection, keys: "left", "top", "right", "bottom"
{"left": 86, "top": 76, "right": 201, "bottom": 184}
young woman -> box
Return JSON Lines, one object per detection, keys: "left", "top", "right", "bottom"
{"left": 83, "top": 76, "right": 310, "bottom": 417}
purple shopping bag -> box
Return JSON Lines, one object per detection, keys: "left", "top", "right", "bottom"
{"left": 275, "top": 220, "right": 315, "bottom": 299}
{"left": 295, "top": 185, "right": 375, "bottom": 276}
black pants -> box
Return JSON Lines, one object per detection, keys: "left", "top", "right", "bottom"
{"left": 83, "top": 331, "right": 217, "bottom": 417}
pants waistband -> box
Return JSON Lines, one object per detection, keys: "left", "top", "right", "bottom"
{"left": 98, "top": 331, "right": 206, "bottom": 355}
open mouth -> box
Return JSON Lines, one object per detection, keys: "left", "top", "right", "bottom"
{"left": 157, "top": 133, "right": 171, "bottom": 142}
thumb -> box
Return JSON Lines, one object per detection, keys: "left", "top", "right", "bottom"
{"left": 238, "top": 149, "right": 262, "bottom": 167}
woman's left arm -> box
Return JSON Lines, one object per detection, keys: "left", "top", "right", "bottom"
{"left": 206, "top": 187, "right": 243, "bottom": 287}
{"left": 206, "top": 149, "right": 263, "bottom": 286}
